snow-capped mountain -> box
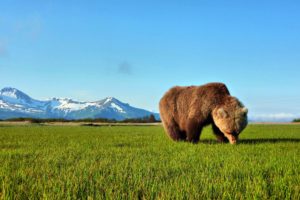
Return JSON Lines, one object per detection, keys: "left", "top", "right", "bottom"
{"left": 0, "top": 87, "right": 159, "bottom": 120}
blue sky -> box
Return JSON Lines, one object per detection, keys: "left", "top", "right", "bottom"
{"left": 0, "top": 0, "right": 299, "bottom": 120}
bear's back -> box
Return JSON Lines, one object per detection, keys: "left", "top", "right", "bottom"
{"left": 197, "top": 82, "right": 230, "bottom": 100}
{"left": 160, "top": 82, "right": 229, "bottom": 104}
{"left": 159, "top": 82, "right": 230, "bottom": 123}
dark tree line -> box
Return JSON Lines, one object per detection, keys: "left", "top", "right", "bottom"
{"left": 122, "top": 114, "right": 158, "bottom": 123}
{"left": 293, "top": 118, "right": 300, "bottom": 123}
{"left": 1, "top": 114, "right": 160, "bottom": 123}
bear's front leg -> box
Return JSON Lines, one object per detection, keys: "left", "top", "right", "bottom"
{"left": 212, "top": 123, "right": 229, "bottom": 143}
{"left": 185, "top": 120, "right": 202, "bottom": 143}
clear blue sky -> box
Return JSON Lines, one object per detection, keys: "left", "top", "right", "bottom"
{"left": 0, "top": 0, "right": 299, "bottom": 120}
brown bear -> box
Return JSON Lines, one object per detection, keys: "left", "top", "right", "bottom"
{"left": 159, "top": 83, "right": 248, "bottom": 144}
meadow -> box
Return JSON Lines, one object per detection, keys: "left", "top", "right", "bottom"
{"left": 0, "top": 124, "right": 299, "bottom": 199}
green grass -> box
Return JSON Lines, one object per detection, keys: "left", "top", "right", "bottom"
{"left": 0, "top": 124, "right": 299, "bottom": 199}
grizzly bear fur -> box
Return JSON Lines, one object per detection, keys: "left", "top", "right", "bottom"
{"left": 159, "top": 83, "right": 248, "bottom": 144}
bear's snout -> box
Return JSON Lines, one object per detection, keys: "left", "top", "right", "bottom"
{"left": 229, "top": 138, "right": 237, "bottom": 144}
{"left": 224, "top": 133, "right": 238, "bottom": 144}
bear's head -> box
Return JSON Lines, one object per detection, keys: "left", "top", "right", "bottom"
{"left": 212, "top": 97, "right": 248, "bottom": 144}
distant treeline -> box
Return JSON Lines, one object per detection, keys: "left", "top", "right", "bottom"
{"left": 293, "top": 118, "right": 300, "bottom": 123}
{"left": 0, "top": 114, "right": 160, "bottom": 123}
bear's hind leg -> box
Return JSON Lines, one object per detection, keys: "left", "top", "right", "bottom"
{"left": 163, "top": 120, "right": 186, "bottom": 141}
{"left": 212, "top": 123, "right": 229, "bottom": 143}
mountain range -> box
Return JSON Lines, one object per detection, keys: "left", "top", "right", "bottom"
{"left": 0, "top": 87, "right": 159, "bottom": 120}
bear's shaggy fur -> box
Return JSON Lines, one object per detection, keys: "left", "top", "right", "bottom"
{"left": 159, "top": 83, "right": 248, "bottom": 144}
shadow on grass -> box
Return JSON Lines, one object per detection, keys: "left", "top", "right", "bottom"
{"left": 81, "top": 123, "right": 101, "bottom": 127}
{"left": 199, "top": 138, "right": 300, "bottom": 144}
{"left": 239, "top": 138, "right": 300, "bottom": 144}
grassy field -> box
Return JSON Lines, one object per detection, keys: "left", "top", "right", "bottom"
{"left": 0, "top": 124, "right": 299, "bottom": 199}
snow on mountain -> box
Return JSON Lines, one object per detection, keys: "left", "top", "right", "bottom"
{"left": 0, "top": 88, "right": 47, "bottom": 119}
{"left": 0, "top": 87, "right": 159, "bottom": 120}
{"left": 0, "top": 87, "right": 44, "bottom": 107}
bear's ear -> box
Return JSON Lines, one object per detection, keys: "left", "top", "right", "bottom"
{"left": 242, "top": 107, "right": 248, "bottom": 114}
{"left": 217, "top": 108, "right": 228, "bottom": 118}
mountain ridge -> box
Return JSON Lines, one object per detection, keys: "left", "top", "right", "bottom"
{"left": 0, "top": 87, "right": 159, "bottom": 120}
